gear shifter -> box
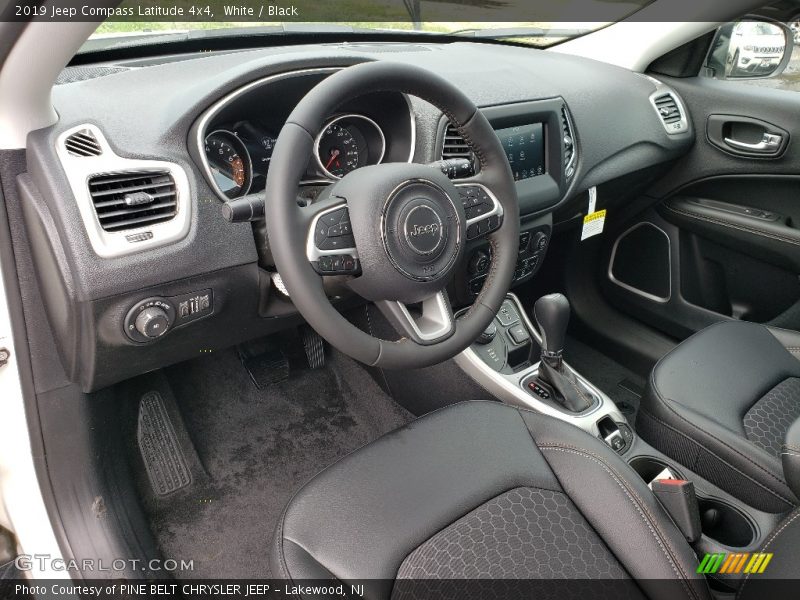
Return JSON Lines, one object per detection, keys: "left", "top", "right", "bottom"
{"left": 533, "top": 293, "right": 594, "bottom": 412}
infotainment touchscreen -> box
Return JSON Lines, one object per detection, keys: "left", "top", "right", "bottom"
{"left": 494, "top": 123, "right": 545, "bottom": 181}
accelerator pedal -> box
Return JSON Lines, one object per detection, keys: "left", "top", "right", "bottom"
{"left": 301, "top": 325, "right": 326, "bottom": 370}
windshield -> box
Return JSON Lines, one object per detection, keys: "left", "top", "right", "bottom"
{"left": 80, "top": 0, "right": 655, "bottom": 53}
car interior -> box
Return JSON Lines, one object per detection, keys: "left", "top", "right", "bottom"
{"left": 2, "top": 0, "right": 800, "bottom": 598}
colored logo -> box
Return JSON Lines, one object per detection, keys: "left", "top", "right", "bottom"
{"left": 697, "top": 552, "right": 773, "bottom": 575}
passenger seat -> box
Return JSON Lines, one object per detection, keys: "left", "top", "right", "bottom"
{"left": 638, "top": 321, "right": 800, "bottom": 513}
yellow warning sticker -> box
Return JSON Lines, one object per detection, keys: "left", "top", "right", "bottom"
{"left": 581, "top": 209, "right": 606, "bottom": 241}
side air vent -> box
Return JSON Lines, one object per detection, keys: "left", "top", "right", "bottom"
{"left": 442, "top": 121, "right": 474, "bottom": 162}
{"left": 64, "top": 129, "right": 103, "bottom": 157}
{"left": 88, "top": 171, "right": 178, "bottom": 232}
{"left": 561, "top": 105, "right": 577, "bottom": 180}
{"left": 651, "top": 92, "right": 688, "bottom": 134}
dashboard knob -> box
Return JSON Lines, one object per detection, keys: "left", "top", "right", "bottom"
{"left": 533, "top": 232, "right": 549, "bottom": 252}
{"left": 477, "top": 321, "right": 497, "bottom": 345}
{"left": 468, "top": 249, "right": 491, "bottom": 276}
{"left": 135, "top": 307, "right": 170, "bottom": 339}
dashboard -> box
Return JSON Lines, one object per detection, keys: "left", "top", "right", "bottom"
{"left": 19, "top": 41, "right": 695, "bottom": 391}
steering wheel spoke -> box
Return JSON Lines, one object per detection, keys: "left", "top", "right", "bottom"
{"left": 305, "top": 199, "right": 361, "bottom": 276}
{"left": 376, "top": 291, "right": 456, "bottom": 346}
{"left": 453, "top": 180, "right": 504, "bottom": 241}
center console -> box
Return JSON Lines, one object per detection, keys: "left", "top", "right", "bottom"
{"left": 456, "top": 293, "right": 789, "bottom": 592}
{"left": 454, "top": 293, "right": 633, "bottom": 452}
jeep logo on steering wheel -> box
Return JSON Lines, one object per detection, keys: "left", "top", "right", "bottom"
{"left": 403, "top": 205, "right": 445, "bottom": 256}
{"left": 408, "top": 223, "right": 440, "bottom": 237}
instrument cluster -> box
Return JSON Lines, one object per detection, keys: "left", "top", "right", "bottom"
{"left": 203, "top": 113, "right": 387, "bottom": 200}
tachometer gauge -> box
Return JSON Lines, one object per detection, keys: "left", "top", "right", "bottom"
{"left": 204, "top": 130, "right": 252, "bottom": 200}
{"left": 315, "top": 114, "right": 385, "bottom": 179}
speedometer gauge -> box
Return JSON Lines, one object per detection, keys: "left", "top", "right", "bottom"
{"left": 315, "top": 114, "right": 386, "bottom": 179}
{"left": 317, "top": 123, "right": 362, "bottom": 178}
{"left": 204, "top": 130, "right": 252, "bottom": 200}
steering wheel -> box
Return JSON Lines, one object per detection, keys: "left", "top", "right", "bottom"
{"left": 265, "top": 62, "right": 519, "bottom": 370}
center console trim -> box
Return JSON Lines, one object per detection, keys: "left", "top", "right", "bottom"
{"left": 454, "top": 293, "right": 627, "bottom": 438}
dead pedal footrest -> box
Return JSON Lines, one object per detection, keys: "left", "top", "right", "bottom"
{"left": 137, "top": 391, "right": 191, "bottom": 496}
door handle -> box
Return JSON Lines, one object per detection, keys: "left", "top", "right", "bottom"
{"left": 723, "top": 132, "right": 783, "bottom": 152}
{"left": 707, "top": 115, "right": 788, "bottom": 158}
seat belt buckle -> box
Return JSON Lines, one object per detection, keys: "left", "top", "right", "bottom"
{"left": 651, "top": 479, "right": 702, "bottom": 543}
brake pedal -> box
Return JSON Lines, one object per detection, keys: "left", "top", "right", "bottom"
{"left": 238, "top": 344, "right": 290, "bottom": 388}
{"left": 301, "top": 325, "right": 326, "bottom": 369}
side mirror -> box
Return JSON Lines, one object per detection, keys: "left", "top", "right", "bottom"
{"left": 706, "top": 19, "right": 794, "bottom": 80}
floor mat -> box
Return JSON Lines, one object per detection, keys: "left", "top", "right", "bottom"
{"left": 136, "top": 349, "right": 412, "bottom": 579}
{"left": 564, "top": 336, "right": 645, "bottom": 423}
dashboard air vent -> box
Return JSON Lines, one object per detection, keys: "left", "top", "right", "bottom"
{"left": 651, "top": 92, "right": 688, "bottom": 134}
{"left": 65, "top": 129, "right": 102, "bottom": 157}
{"left": 654, "top": 93, "right": 681, "bottom": 124}
{"left": 442, "top": 121, "right": 474, "bottom": 162}
{"left": 561, "top": 105, "right": 576, "bottom": 180}
{"left": 88, "top": 171, "right": 178, "bottom": 232}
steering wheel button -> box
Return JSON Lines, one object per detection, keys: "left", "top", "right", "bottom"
{"left": 317, "top": 256, "right": 333, "bottom": 272}
{"left": 328, "top": 223, "right": 343, "bottom": 237}
{"left": 319, "top": 238, "right": 341, "bottom": 250}
{"left": 322, "top": 210, "right": 345, "bottom": 227}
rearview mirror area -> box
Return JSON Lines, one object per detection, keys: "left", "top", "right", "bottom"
{"left": 706, "top": 19, "right": 794, "bottom": 80}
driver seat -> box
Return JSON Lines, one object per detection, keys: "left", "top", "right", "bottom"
{"left": 271, "top": 401, "right": 712, "bottom": 599}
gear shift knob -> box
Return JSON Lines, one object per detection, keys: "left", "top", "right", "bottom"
{"left": 534, "top": 293, "right": 570, "bottom": 363}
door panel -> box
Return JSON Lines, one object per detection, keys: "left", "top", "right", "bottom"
{"left": 601, "top": 77, "right": 800, "bottom": 340}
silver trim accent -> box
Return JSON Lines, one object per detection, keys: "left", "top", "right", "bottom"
{"left": 193, "top": 67, "right": 417, "bottom": 202}
{"left": 453, "top": 182, "right": 504, "bottom": 227}
{"left": 562, "top": 105, "right": 577, "bottom": 177}
{"left": 54, "top": 124, "right": 191, "bottom": 259}
{"left": 649, "top": 90, "right": 689, "bottom": 135}
{"left": 314, "top": 113, "right": 387, "bottom": 179}
{"left": 454, "top": 293, "right": 628, "bottom": 437}
{"left": 305, "top": 202, "right": 358, "bottom": 261}
{"left": 382, "top": 291, "right": 454, "bottom": 343}
{"left": 724, "top": 132, "right": 783, "bottom": 152}
{"left": 608, "top": 222, "right": 671, "bottom": 303}
{"left": 204, "top": 129, "right": 254, "bottom": 198}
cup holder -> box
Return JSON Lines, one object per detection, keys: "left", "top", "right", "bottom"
{"left": 629, "top": 456, "right": 684, "bottom": 485}
{"left": 698, "top": 499, "right": 755, "bottom": 548}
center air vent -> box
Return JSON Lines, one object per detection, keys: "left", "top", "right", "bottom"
{"left": 441, "top": 121, "right": 475, "bottom": 170}
{"left": 88, "top": 171, "right": 178, "bottom": 232}
{"left": 561, "top": 105, "right": 577, "bottom": 180}
{"left": 65, "top": 129, "right": 102, "bottom": 157}
{"left": 651, "top": 92, "right": 688, "bottom": 134}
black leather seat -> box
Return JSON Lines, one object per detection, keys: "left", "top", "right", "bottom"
{"left": 638, "top": 321, "right": 800, "bottom": 513}
{"left": 272, "top": 401, "right": 712, "bottom": 599}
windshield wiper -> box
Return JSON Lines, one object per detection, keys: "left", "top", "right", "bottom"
{"left": 448, "top": 26, "right": 592, "bottom": 39}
